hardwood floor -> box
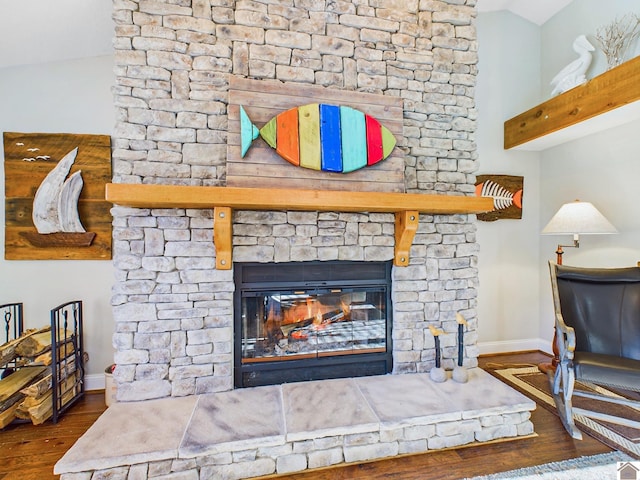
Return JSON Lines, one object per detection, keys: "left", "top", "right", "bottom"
{"left": 0, "top": 352, "right": 612, "bottom": 480}
{"left": 0, "top": 392, "right": 106, "bottom": 480}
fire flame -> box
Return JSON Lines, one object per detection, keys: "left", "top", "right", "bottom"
{"left": 280, "top": 297, "right": 336, "bottom": 326}
{"left": 261, "top": 293, "right": 359, "bottom": 344}
{"left": 341, "top": 299, "right": 350, "bottom": 316}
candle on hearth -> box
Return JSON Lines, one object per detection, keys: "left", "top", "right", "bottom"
{"left": 428, "top": 325, "right": 444, "bottom": 367}
{"left": 453, "top": 313, "right": 470, "bottom": 383}
{"left": 456, "top": 312, "right": 469, "bottom": 367}
{"left": 428, "top": 325, "right": 447, "bottom": 382}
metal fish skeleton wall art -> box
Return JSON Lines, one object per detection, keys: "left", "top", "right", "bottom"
{"left": 240, "top": 104, "right": 396, "bottom": 173}
{"left": 476, "top": 179, "right": 523, "bottom": 211}
{"left": 474, "top": 175, "right": 524, "bottom": 222}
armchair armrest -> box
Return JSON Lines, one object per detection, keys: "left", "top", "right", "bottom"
{"left": 554, "top": 311, "right": 575, "bottom": 361}
{"left": 548, "top": 261, "right": 576, "bottom": 363}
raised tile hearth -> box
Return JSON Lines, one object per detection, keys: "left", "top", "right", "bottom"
{"left": 55, "top": 369, "right": 535, "bottom": 480}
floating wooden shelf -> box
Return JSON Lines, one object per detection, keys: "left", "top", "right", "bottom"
{"left": 106, "top": 183, "right": 492, "bottom": 269}
{"left": 504, "top": 55, "right": 640, "bottom": 151}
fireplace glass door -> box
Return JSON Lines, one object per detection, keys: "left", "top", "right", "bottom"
{"left": 234, "top": 261, "right": 392, "bottom": 387}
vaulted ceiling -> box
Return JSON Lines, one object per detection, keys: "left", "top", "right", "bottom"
{"left": 477, "top": 0, "right": 574, "bottom": 25}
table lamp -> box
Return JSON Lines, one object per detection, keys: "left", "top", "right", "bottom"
{"left": 539, "top": 200, "right": 617, "bottom": 373}
{"left": 542, "top": 200, "right": 617, "bottom": 265}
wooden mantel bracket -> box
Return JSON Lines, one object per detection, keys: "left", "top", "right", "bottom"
{"left": 105, "top": 184, "right": 492, "bottom": 269}
{"left": 213, "top": 207, "right": 232, "bottom": 270}
{"left": 394, "top": 211, "right": 419, "bottom": 267}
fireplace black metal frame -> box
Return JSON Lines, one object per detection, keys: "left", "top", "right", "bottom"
{"left": 233, "top": 261, "right": 393, "bottom": 388}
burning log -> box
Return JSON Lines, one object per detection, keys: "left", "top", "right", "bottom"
{"left": 280, "top": 317, "right": 313, "bottom": 337}
{"left": 265, "top": 305, "right": 284, "bottom": 345}
{"left": 320, "top": 309, "right": 345, "bottom": 324}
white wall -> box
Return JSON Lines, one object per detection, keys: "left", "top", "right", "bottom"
{"left": 538, "top": 119, "right": 640, "bottom": 338}
{"left": 0, "top": 0, "right": 113, "bottom": 69}
{"left": 475, "top": 12, "right": 547, "bottom": 353}
{"left": 0, "top": 55, "right": 116, "bottom": 388}
{"left": 476, "top": 0, "right": 640, "bottom": 352}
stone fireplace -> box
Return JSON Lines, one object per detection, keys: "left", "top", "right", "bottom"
{"left": 53, "top": 4, "right": 542, "bottom": 478}
{"left": 110, "top": 0, "right": 484, "bottom": 403}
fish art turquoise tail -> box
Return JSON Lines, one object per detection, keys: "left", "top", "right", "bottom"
{"left": 240, "top": 106, "right": 260, "bottom": 157}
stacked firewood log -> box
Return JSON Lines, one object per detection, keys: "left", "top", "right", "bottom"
{"left": 0, "top": 326, "right": 80, "bottom": 427}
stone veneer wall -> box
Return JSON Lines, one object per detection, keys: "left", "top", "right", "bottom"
{"left": 111, "top": 0, "right": 480, "bottom": 401}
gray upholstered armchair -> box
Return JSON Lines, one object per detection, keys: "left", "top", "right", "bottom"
{"left": 548, "top": 261, "right": 640, "bottom": 439}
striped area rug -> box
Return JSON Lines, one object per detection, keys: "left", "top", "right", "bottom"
{"left": 464, "top": 451, "right": 633, "bottom": 479}
{"left": 491, "top": 366, "right": 640, "bottom": 459}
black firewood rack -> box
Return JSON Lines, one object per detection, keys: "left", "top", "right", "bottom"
{"left": 1, "top": 302, "right": 23, "bottom": 376}
{"left": 50, "top": 300, "right": 85, "bottom": 423}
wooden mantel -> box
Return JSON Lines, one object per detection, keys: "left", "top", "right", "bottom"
{"left": 106, "top": 183, "right": 492, "bottom": 269}
{"left": 504, "top": 55, "right": 640, "bottom": 150}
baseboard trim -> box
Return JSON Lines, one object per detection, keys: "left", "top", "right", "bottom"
{"left": 85, "top": 373, "right": 105, "bottom": 392}
{"left": 478, "top": 338, "right": 551, "bottom": 356}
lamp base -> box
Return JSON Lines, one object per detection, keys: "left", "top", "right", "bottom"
{"left": 538, "top": 359, "right": 557, "bottom": 374}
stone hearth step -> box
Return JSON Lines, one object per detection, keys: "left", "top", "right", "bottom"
{"left": 55, "top": 369, "right": 535, "bottom": 480}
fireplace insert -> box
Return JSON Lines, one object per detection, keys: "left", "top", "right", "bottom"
{"left": 233, "top": 261, "right": 393, "bottom": 387}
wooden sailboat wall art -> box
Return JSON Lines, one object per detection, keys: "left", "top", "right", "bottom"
{"left": 4, "top": 132, "right": 112, "bottom": 260}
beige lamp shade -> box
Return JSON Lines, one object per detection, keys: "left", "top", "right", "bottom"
{"left": 542, "top": 200, "right": 617, "bottom": 235}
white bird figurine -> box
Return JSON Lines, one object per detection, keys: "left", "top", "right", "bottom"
{"left": 550, "top": 35, "right": 594, "bottom": 96}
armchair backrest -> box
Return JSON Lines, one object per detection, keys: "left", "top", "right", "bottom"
{"left": 550, "top": 262, "right": 640, "bottom": 361}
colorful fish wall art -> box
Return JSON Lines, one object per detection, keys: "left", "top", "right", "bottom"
{"left": 475, "top": 175, "right": 524, "bottom": 222}
{"left": 240, "top": 104, "right": 397, "bottom": 173}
